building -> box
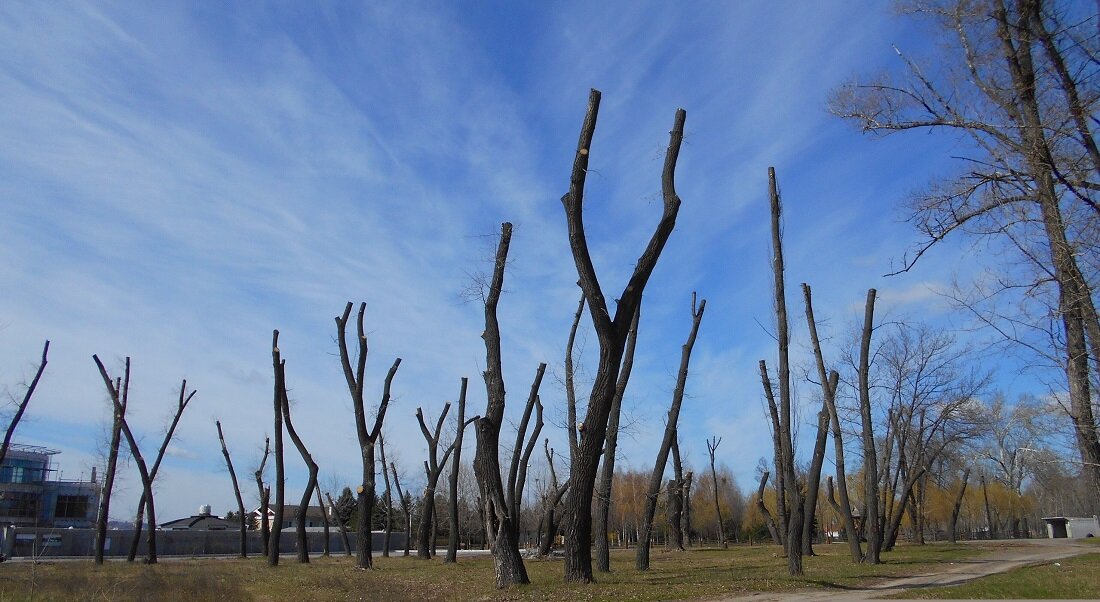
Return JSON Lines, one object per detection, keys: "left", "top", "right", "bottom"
{"left": 0, "top": 444, "right": 99, "bottom": 528}
{"left": 250, "top": 504, "right": 332, "bottom": 531}
{"left": 1042, "top": 516, "right": 1099, "bottom": 539}
{"left": 161, "top": 505, "right": 241, "bottom": 531}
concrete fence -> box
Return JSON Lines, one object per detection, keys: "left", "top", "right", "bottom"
{"left": 0, "top": 527, "right": 405, "bottom": 559}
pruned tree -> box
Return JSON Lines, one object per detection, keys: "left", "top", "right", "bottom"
{"left": 857, "top": 289, "right": 881, "bottom": 563}
{"left": 0, "top": 340, "right": 48, "bottom": 468}
{"left": 831, "top": 0, "right": 1100, "bottom": 513}
{"left": 325, "top": 490, "right": 352, "bottom": 556}
{"left": 636, "top": 294, "right": 705, "bottom": 571}
{"left": 315, "top": 486, "right": 331, "bottom": 557}
{"left": 706, "top": 436, "right": 726, "bottom": 548}
{"left": 94, "top": 346, "right": 123, "bottom": 565}
{"left": 680, "top": 469, "right": 693, "bottom": 547}
{"left": 803, "top": 283, "right": 861, "bottom": 562}
{"left": 472, "top": 221, "right": 531, "bottom": 587}
{"left": 279, "top": 355, "right": 319, "bottom": 564}
{"left": 537, "top": 439, "right": 570, "bottom": 558}
{"left": 507, "top": 366, "right": 546, "bottom": 542}
{"left": 378, "top": 431, "right": 394, "bottom": 557}
{"left": 667, "top": 437, "right": 686, "bottom": 551}
{"left": 269, "top": 330, "right": 287, "bottom": 567}
{"left": 124, "top": 377, "right": 195, "bottom": 563}
{"left": 560, "top": 88, "right": 686, "bottom": 584}
{"left": 390, "top": 461, "right": 412, "bottom": 557}
{"left": 416, "top": 399, "right": 475, "bottom": 559}
{"left": 92, "top": 356, "right": 159, "bottom": 564}
{"left": 446, "top": 378, "right": 471, "bottom": 564}
{"left": 594, "top": 304, "right": 640, "bottom": 573}
{"left": 254, "top": 436, "right": 270, "bottom": 557}
{"left": 216, "top": 420, "right": 248, "bottom": 558}
{"left": 336, "top": 302, "right": 402, "bottom": 569}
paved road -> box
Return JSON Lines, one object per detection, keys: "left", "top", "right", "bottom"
{"left": 717, "top": 539, "right": 1096, "bottom": 602}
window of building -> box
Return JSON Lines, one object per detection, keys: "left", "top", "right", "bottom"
{"left": 0, "top": 492, "right": 39, "bottom": 518}
{"left": 54, "top": 495, "right": 90, "bottom": 519}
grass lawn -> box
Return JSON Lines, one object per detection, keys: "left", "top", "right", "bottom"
{"left": 0, "top": 542, "right": 998, "bottom": 602}
{"left": 891, "top": 551, "right": 1100, "bottom": 599}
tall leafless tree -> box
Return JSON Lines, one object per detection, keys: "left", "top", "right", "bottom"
{"left": 706, "top": 436, "right": 726, "bottom": 548}
{"left": 336, "top": 302, "right": 402, "bottom": 569}
{"left": 124, "top": 378, "right": 195, "bottom": 563}
{"left": 472, "top": 221, "right": 531, "bottom": 587}
{"left": 216, "top": 420, "right": 248, "bottom": 558}
{"left": 325, "top": 490, "right": 352, "bottom": 556}
{"left": 560, "top": 88, "right": 686, "bottom": 584}
{"left": 94, "top": 350, "right": 124, "bottom": 565}
{"left": 507, "top": 366, "right": 546, "bottom": 543}
{"left": 857, "top": 289, "right": 881, "bottom": 563}
{"left": 269, "top": 331, "right": 287, "bottom": 567}
{"left": 667, "top": 437, "right": 686, "bottom": 551}
{"left": 92, "top": 356, "right": 158, "bottom": 563}
{"left": 314, "top": 486, "right": 331, "bottom": 557}
{"left": 831, "top": 0, "right": 1100, "bottom": 512}
{"left": 948, "top": 468, "right": 971, "bottom": 543}
{"left": 537, "top": 439, "right": 570, "bottom": 558}
{"left": 391, "top": 461, "right": 412, "bottom": 557}
{"left": 0, "top": 341, "right": 48, "bottom": 468}
{"left": 378, "top": 432, "right": 394, "bottom": 557}
{"left": 279, "top": 355, "right": 319, "bottom": 564}
{"left": 416, "top": 400, "right": 475, "bottom": 559}
{"left": 636, "top": 294, "right": 705, "bottom": 571}
{"left": 756, "top": 470, "right": 782, "bottom": 545}
{"left": 446, "top": 378, "right": 471, "bottom": 564}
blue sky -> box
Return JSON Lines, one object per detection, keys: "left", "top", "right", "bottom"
{"left": 0, "top": 1, "right": 1024, "bottom": 522}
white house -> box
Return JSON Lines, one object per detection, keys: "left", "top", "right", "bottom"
{"left": 1041, "top": 516, "right": 1099, "bottom": 538}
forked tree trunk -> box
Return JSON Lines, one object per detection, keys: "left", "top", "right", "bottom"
{"left": 277, "top": 343, "right": 321, "bottom": 564}
{"left": 507, "top": 365, "right": 547, "bottom": 543}
{"left": 560, "top": 89, "right": 686, "bottom": 583}
{"left": 473, "top": 222, "right": 530, "bottom": 587}
{"left": 125, "top": 380, "right": 195, "bottom": 562}
{"left": 337, "top": 302, "right": 401, "bottom": 569}
{"left": 756, "top": 471, "right": 782, "bottom": 546}
{"left": 216, "top": 420, "right": 248, "bottom": 558}
{"left": 594, "top": 304, "right": 640, "bottom": 573}
{"left": 637, "top": 295, "right": 705, "bottom": 571}
{"left": 416, "top": 401, "right": 474, "bottom": 559}
{"left": 948, "top": 468, "right": 971, "bottom": 544}
{"left": 803, "top": 284, "right": 861, "bottom": 563}
{"left": 92, "top": 356, "right": 158, "bottom": 564}
{"left": 538, "top": 440, "right": 569, "bottom": 558}
{"left": 706, "top": 436, "right": 726, "bottom": 548}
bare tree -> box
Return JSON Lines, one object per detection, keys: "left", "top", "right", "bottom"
{"left": 279, "top": 356, "right": 319, "bottom": 564}
{"left": 507, "top": 366, "right": 546, "bottom": 543}
{"left": 92, "top": 356, "right": 158, "bottom": 563}
{"left": 0, "top": 341, "right": 48, "bottom": 468}
{"left": 314, "top": 486, "right": 331, "bottom": 557}
{"left": 667, "top": 437, "right": 685, "bottom": 551}
{"left": 253, "top": 436, "right": 270, "bottom": 557}
{"left": 594, "top": 304, "right": 640, "bottom": 573}
{"left": 637, "top": 294, "right": 705, "bottom": 571}
{"left": 560, "top": 88, "right": 687, "bottom": 583}
{"left": 325, "top": 490, "right": 352, "bottom": 556}
{"left": 124, "top": 378, "right": 195, "bottom": 563}
{"left": 706, "top": 436, "right": 726, "bottom": 548}
{"left": 269, "top": 331, "right": 287, "bottom": 567}
{"left": 336, "top": 302, "right": 402, "bottom": 569}
{"left": 378, "top": 432, "right": 394, "bottom": 557}
{"left": 446, "top": 378, "right": 471, "bottom": 563}
{"left": 216, "top": 420, "right": 248, "bottom": 558}
{"left": 472, "top": 221, "right": 531, "bottom": 587}
{"left": 390, "top": 461, "right": 412, "bottom": 556}
{"left": 755, "top": 470, "right": 782, "bottom": 546}
{"left": 416, "top": 400, "right": 475, "bottom": 559}
{"left": 803, "top": 284, "right": 861, "bottom": 562}
{"left": 831, "top": 0, "right": 1100, "bottom": 512}
{"left": 93, "top": 347, "right": 123, "bottom": 565}
{"left": 948, "top": 467, "right": 971, "bottom": 543}
{"left": 857, "top": 289, "right": 881, "bottom": 564}
{"left": 537, "top": 439, "right": 570, "bottom": 558}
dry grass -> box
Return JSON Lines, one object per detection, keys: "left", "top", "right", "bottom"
{"left": 0, "top": 542, "right": 997, "bottom": 602}
{"left": 894, "top": 551, "right": 1100, "bottom": 599}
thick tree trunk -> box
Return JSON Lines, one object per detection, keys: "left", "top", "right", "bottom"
{"left": 561, "top": 89, "right": 686, "bottom": 584}
{"left": 594, "top": 305, "right": 640, "bottom": 573}
{"left": 473, "top": 222, "right": 530, "bottom": 588}
{"left": 216, "top": 420, "right": 248, "bottom": 558}
{"left": 636, "top": 296, "right": 705, "bottom": 571}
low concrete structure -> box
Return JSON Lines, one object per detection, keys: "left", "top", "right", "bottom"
{"left": 1041, "top": 515, "right": 1099, "bottom": 539}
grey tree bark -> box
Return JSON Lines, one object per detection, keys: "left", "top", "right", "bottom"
{"left": 379, "top": 432, "right": 393, "bottom": 557}
{"left": 391, "top": 462, "right": 412, "bottom": 557}
{"left": 706, "top": 436, "right": 726, "bottom": 548}
{"left": 948, "top": 468, "right": 971, "bottom": 543}
{"left": 216, "top": 420, "right": 248, "bottom": 558}
{"left": 756, "top": 471, "right": 782, "bottom": 546}
{"left": 858, "top": 289, "right": 882, "bottom": 563}
{"left": 446, "top": 378, "right": 470, "bottom": 564}
{"left": 279, "top": 366, "right": 319, "bottom": 564}
{"left": 254, "top": 437, "right": 270, "bottom": 557}
{"left": 94, "top": 347, "right": 123, "bottom": 565}
{"left": 269, "top": 331, "right": 287, "bottom": 567}
{"left": 636, "top": 295, "right": 705, "bottom": 571}
{"left": 325, "top": 491, "right": 352, "bottom": 556}
{"left": 336, "top": 302, "right": 401, "bottom": 569}
{"left": 561, "top": 88, "right": 686, "bottom": 584}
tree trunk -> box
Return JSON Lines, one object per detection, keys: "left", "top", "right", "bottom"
{"left": 94, "top": 352, "right": 124, "bottom": 565}
{"left": 391, "top": 463, "right": 412, "bottom": 557}
{"left": 756, "top": 471, "right": 782, "bottom": 546}
{"left": 636, "top": 296, "right": 705, "bottom": 571}
{"left": 325, "top": 491, "right": 352, "bottom": 556}
{"left": 681, "top": 471, "right": 693, "bottom": 546}
{"left": 269, "top": 331, "right": 287, "bottom": 567}
{"left": 0, "top": 341, "right": 47, "bottom": 469}
{"left": 594, "top": 304, "right": 640, "bottom": 573}
{"left": 560, "top": 89, "right": 686, "bottom": 584}
{"left": 857, "top": 289, "right": 881, "bottom": 563}
{"left": 446, "top": 378, "right": 470, "bottom": 564}
{"left": 707, "top": 437, "right": 726, "bottom": 548}
{"left": 216, "top": 420, "right": 248, "bottom": 558}
{"left": 379, "top": 433, "right": 393, "bottom": 557}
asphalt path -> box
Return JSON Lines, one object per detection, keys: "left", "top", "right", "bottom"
{"left": 718, "top": 539, "right": 1096, "bottom": 602}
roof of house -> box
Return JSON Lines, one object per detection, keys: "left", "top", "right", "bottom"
{"left": 252, "top": 505, "right": 328, "bottom": 520}
{"left": 160, "top": 514, "right": 241, "bottom": 531}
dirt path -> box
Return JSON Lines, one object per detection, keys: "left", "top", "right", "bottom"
{"left": 717, "top": 539, "right": 1095, "bottom": 601}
